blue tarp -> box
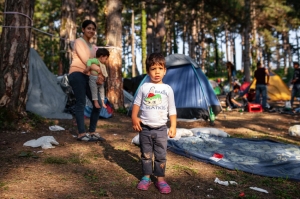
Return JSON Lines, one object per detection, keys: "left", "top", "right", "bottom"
{"left": 167, "top": 132, "right": 300, "bottom": 181}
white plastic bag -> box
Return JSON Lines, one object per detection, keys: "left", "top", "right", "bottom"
{"left": 131, "top": 134, "right": 140, "bottom": 145}
{"left": 285, "top": 101, "right": 292, "bottom": 109}
{"left": 168, "top": 128, "right": 194, "bottom": 140}
{"left": 23, "top": 136, "right": 59, "bottom": 149}
{"left": 289, "top": 125, "right": 300, "bottom": 137}
{"left": 190, "top": 127, "right": 229, "bottom": 137}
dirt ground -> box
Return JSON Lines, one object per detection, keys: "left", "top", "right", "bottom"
{"left": 1, "top": 99, "right": 300, "bottom": 199}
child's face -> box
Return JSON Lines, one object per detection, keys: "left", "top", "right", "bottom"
{"left": 99, "top": 56, "right": 108, "bottom": 64}
{"left": 147, "top": 63, "right": 166, "bottom": 84}
{"left": 234, "top": 88, "right": 239, "bottom": 93}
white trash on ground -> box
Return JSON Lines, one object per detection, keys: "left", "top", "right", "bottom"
{"left": 49, "top": 125, "right": 65, "bottom": 131}
{"left": 249, "top": 187, "right": 268, "bottom": 193}
{"left": 23, "top": 136, "right": 59, "bottom": 149}
{"left": 168, "top": 128, "right": 193, "bottom": 140}
{"left": 191, "top": 127, "right": 230, "bottom": 137}
{"left": 288, "top": 125, "right": 300, "bottom": 137}
{"left": 214, "top": 177, "right": 238, "bottom": 186}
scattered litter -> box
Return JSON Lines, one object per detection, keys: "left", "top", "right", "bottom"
{"left": 229, "top": 181, "right": 238, "bottom": 185}
{"left": 113, "top": 134, "right": 117, "bottom": 136}
{"left": 288, "top": 125, "right": 300, "bottom": 137}
{"left": 72, "top": 135, "right": 77, "bottom": 138}
{"left": 249, "top": 187, "right": 268, "bottom": 193}
{"left": 23, "top": 136, "right": 59, "bottom": 149}
{"left": 214, "top": 177, "right": 238, "bottom": 186}
{"left": 36, "top": 151, "right": 43, "bottom": 153}
{"left": 207, "top": 188, "right": 213, "bottom": 190}
{"left": 49, "top": 125, "right": 65, "bottom": 131}
{"left": 21, "top": 132, "right": 26, "bottom": 134}
{"left": 239, "top": 192, "right": 245, "bottom": 197}
{"left": 132, "top": 134, "right": 140, "bottom": 145}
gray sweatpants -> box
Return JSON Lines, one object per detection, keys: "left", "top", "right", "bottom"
{"left": 89, "top": 75, "right": 105, "bottom": 101}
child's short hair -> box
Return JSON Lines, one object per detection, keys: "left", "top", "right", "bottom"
{"left": 233, "top": 84, "right": 240, "bottom": 90}
{"left": 96, "top": 48, "right": 110, "bottom": 58}
{"left": 146, "top": 53, "right": 165, "bottom": 72}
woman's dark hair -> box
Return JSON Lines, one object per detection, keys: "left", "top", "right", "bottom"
{"left": 81, "top": 20, "right": 96, "bottom": 29}
{"left": 96, "top": 48, "right": 110, "bottom": 58}
{"left": 146, "top": 53, "right": 165, "bottom": 72}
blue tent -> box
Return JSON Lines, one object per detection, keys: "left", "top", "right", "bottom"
{"left": 130, "top": 54, "right": 222, "bottom": 120}
{"left": 163, "top": 54, "right": 222, "bottom": 119}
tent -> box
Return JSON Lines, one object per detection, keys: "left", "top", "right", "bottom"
{"left": 26, "top": 48, "right": 72, "bottom": 119}
{"left": 209, "top": 80, "right": 222, "bottom": 95}
{"left": 241, "top": 71, "right": 291, "bottom": 101}
{"left": 129, "top": 54, "right": 222, "bottom": 120}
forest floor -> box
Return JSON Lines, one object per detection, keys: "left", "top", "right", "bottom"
{"left": 1, "top": 97, "right": 300, "bottom": 199}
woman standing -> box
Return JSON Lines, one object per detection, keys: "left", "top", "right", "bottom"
{"left": 68, "top": 20, "right": 105, "bottom": 142}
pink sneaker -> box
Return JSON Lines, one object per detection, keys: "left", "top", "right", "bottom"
{"left": 137, "top": 177, "right": 151, "bottom": 190}
{"left": 155, "top": 181, "right": 171, "bottom": 194}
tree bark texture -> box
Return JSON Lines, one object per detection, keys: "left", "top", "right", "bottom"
{"left": 243, "top": 0, "right": 251, "bottom": 82}
{"left": 146, "top": 13, "right": 154, "bottom": 56}
{"left": 141, "top": 1, "right": 147, "bottom": 74}
{"left": 105, "top": 0, "right": 124, "bottom": 109}
{"left": 0, "top": 0, "right": 35, "bottom": 112}
{"left": 59, "top": 0, "right": 76, "bottom": 75}
{"left": 131, "top": 7, "right": 138, "bottom": 77}
{"left": 154, "top": 4, "right": 166, "bottom": 53}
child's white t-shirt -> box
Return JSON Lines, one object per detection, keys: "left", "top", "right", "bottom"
{"left": 133, "top": 82, "right": 177, "bottom": 128}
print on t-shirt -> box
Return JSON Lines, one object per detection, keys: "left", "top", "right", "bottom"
{"left": 144, "top": 86, "right": 162, "bottom": 106}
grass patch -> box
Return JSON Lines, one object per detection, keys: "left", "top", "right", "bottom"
{"left": 172, "top": 164, "right": 198, "bottom": 176}
{"left": 44, "top": 157, "right": 68, "bottom": 164}
{"left": 84, "top": 169, "right": 99, "bottom": 182}
{"left": 68, "top": 153, "right": 91, "bottom": 164}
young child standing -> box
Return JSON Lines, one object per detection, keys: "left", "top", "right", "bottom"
{"left": 84, "top": 48, "right": 110, "bottom": 109}
{"left": 132, "top": 53, "right": 177, "bottom": 194}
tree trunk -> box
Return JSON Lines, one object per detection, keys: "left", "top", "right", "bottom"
{"left": 200, "top": 0, "right": 206, "bottom": 71}
{"left": 296, "top": 29, "right": 300, "bottom": 63}
{"left": 182, "top": 10, "right": 187, "bottom": 55}
{"left": 106, "top": 0, "right": 123, "bottom": 109}
{"left": 146, "top": 13, "right": 154, "bottom": 55}
{"left": 154, "top": 3, "right": 166, "bottom": 53}
{"left": 243, "top": 0, "right": 251, "bottom": 82}
{"left": 231, "top": 35, "right": 236, "bottom": 68}
{"left": 283, "top": 31, "right": 288, "bottom": 74}
{"left": 131, "top": 7, "right": 138, "bottom": 77}
{"left": 190, "top": 9, "right": 197, "bottom": 59}
{"left": 225, "top": 24, "right": 229, "bottom": 62}
{"left": 0, "top": 0, "right": 35, "bottom": 113}
{"left": 251, "top": 0, "right": 257, "bottom": 69}
{"left": 59, "top": 0, "right": 76, "bottom": 75}
{"left": 141, "top": 1, "right": 147, "bottom": 74}
{"left": 276, "top": 32, "right": 280, "bottom": 69}
{"left": 213, "top": 30, "right": 219, "bottom": 74}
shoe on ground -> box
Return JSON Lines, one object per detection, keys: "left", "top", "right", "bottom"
{"left": 77, "top": 133, "right": 98, "bottom": 142}
{"left": 155, "top": 181, "right": 171, "bottom": 194}
{"left": 137, "top": 177, "right": 151, "bottom": 190}
{"left": 90, "top": 133, "right": 106, "bottom": 142}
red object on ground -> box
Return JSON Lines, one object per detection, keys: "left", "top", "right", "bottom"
{"left": 213, "top": 153, "right": 224, "bottom": 159}
{"left": 239, "top": 192, "right": 245, "bottom": 197}
{"left": 247, "top": 103, "right": 263, "bottom": 113}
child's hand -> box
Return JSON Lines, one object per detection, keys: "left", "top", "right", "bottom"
{"left": 132, "top": 117, "right": 142, "bottom": 132}
{"left": 168, "top": 127, "right": 176, "bottom": 138}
